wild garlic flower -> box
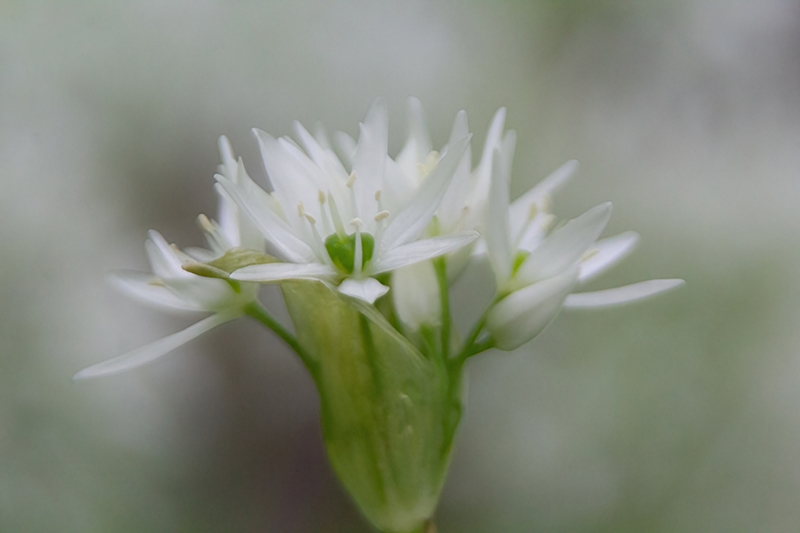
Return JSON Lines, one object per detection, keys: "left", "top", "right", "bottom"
{"left": 73, "top": 138, "right": 262, "bottom": 380}
{"left": 391, "top": 100, "right": 512, "bottom": 331}
{"left": 76, "top": 98, "right": 684, "bottom": 533}
{"left": 484, "top": 142, "right": 684, "bottom": 350}
{"left": 220, "top": 99, "right": 478, "bottom": 304}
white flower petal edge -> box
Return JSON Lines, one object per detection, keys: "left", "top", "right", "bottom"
{"left": 337, "top": 278, "right": 390, "bottom": 305}
{"left": 516, "top": 202, "right": 613, "bottom": 285}
{"left": 486, "top": 268, "right": 580, "bottom": 351}
{"left": 231, "top": 262, "right": 338, "bottom": 283}
{"left": 107, "top": 271, "right": 204, "bottom": 312}
{"left": 74, "top": 313, "right": 237, "bottom": 380}
{"left": 578, "top": 231, "right": 639, "bottom": 284}
{"left": 564, "top": 279, "right": 685, "bottom": 309}
{"left": 372, "top": 231, "right": 479, "bottom": 275}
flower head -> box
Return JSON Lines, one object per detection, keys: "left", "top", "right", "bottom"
{"left": 73, "top": 139, "right": 262, "bottom": 380}
{"left": 219, "top": 99, "right": 479, "bottom": 304}
{"left": 483, "top": 142, "right": 684, "bottom": 350}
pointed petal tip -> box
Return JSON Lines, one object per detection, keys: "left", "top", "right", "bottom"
{"left": 564, "top": 278, "right": 685, "bottom": 309}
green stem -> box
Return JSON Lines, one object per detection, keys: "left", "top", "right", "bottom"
{"left": 244, "top": 301, "right": 317, "bottom": 373}
{"left": 433, "top": 257, "right": 451, "bottom": 360}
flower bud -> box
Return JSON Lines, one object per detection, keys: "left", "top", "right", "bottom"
{"left": 486, "top": 267, "right": 579, "bottom": 351}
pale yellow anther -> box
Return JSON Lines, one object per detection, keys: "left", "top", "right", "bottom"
{"left": 374, "top": 210, "right": 390, "bottom": 222}
{"left": 350, "top": 217, "right": 363, "bottom": 228}
{"left": 374, "top": 189, "right": 382, "bottom": 201}
{"left": 540, "top": 195, "right": 552, "bottom": 213}
{"left": 297, "top": 201, "right": 305, "bottom": 217}
{"left": 581, "top": 248, "right": 599, "bottom": 262}
{"left": 169, "top": 243, "right": 181, "bottom": 254}
{"left": 318, "top": 189, "right": 326, "bottom": 204}
{"left": 346, "top": 172, "right": 357, "bottom": 188}
{"left": 197, "top": 214, "right": 215, "bottom": 233}
{"left": 541, "top": 214, "right": 557, "bottom": 232}
{"left": 148, "top": 277, "right": 166, "bottom": 287}
{"left": 528, "top": 203, "right": 538, "bottom": 221}
{"left": 304, "top": 213, "right": 317, "bottom": 225}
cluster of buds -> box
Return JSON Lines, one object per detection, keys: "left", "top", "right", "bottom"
{"left": 76, "top": 99, "right": 682, "bottom": 533}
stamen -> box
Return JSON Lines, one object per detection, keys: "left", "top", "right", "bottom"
{"left": 327, "top": 192, "right": 346, "bottom": 237}
{"left": 304, "top": 213, "right": 316, "bottom": 225}
{"left": 318, "top": 189, "right": 326, "bottom": 204}
{"left": 148, "top": 277, "right": 166, "bottom": 287}
{"left": 373, "top": 210, "right": 390, "bottom": 222}
{"left": 374, "top": 190, "right": 381, "bottom": 201}
{"left": 297, "top": 201, "right": 305, "bottom": 217}
{"left": 528, "top": 203, "right": 538, "bottom": 221}
{"left": 351, "top": 218, "right": 364, "bottom": 276}
{"left": 346, "top": 172, "right": 357, "bottom": 188}
{"left": 197, "top": 214, "right": 215, "bottom": 233}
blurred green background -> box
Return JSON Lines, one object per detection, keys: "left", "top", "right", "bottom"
{"left": 2, "top": 1, "right": 799, "bottom": 531}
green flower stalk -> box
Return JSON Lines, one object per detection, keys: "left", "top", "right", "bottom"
{"left": 75, "top": 99, "right": 683, "bottom": 532}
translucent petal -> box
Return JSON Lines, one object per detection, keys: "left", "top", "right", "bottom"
{"left": 145, "top": 230, "right": 186, "bottom": 278}
{"left": 395, "top": 97, "right": 432, "bottom": 179}
{"left": 509, "top": 160, "right": 578, "bottom": 239}
{"left": 438, "top": 110, "right": 472, "bottom": 231}
{"left": 337, "top": 277, "right": 390, "bottom": 304}
{"left": 215, "top": 175, "right": 315, "bottom": 263}
{"left": 372, "top": 231, "right": 478, "bottom": 274}
{"left": 578, "top": 231, "right": 639, "bottom": 283}
{"left": 380, "top": 135, "right": 471, "bottom": 250}
{"left": 516, "top": 202, "right": 612, "bottom": 284}
{"left": 487, "top": 267, "right": 579, "bottom": 351}
{"left": 486, "top": 148, "right": 512, "bottom": 283}
{"left": 563, "top": 279, "right": 685, "bottom": 309}
{"left": 107, "top": 271, "right": 203, "bottom": 312}
{"left": 391, "top": 261, "right": 440, "bottom": 330}
{"left": 471, "top": 107, "right": 507, "bottom": 206}
{"left": 334, "top": 131, "right": 357, "bottom": 168}
{"left": 73, "top": 313, "right": 235, "bottom": 380}
{"left": 230, "top": 261, "right": 336, "bottom": 283}
{"left": 352, "top": 98, "right": 389, "bottom": 219}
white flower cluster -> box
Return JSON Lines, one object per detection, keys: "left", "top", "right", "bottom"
{"left": 75, "top": 98, "right": 682, "bottom": 379}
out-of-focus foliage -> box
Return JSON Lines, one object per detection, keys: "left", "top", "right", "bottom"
{"left": 1, "top": 1, "right": 798, "bottom": 531}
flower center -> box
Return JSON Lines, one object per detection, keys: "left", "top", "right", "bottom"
{"left": 325, "top": 232, "right": 375, "bottom": 274}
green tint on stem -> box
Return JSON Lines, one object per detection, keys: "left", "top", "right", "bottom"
{"left": 280, "top": 280, "right": 455, "bottom": 533}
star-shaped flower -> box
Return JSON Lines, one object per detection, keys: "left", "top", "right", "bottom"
{"left": 220, "top": 99, "right": 479, "bottom": 304}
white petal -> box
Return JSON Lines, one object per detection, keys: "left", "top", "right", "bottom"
{"left": 564, "top": 279, "right": 685, "bottom": 309}
{"left": 334, "top": 131, "right": 357, "bottom": 168}
{"left": 73, "top": 313, "right": 235, "bottom": 380}
{"left": 438, "top": 110, "right": 472, "bottom": 231}
{"left": 215, "top": 175, "right": 315, "bottom": 263}
{"left": 107, "top": 271, "right": 203, "bottom": 312}
{"left": 217, "top": 135, "right": 238, "bottom": 181}
{"left": 337, "top": 277, "right": 390, "bottom": 304}
{"left": 253, "top": 130, "right": 329, "bottom": 230}
{"left": 471, "top": 107, "right": 507, "bottom": 205}
{"left": 486, "top": 148, "right": 512, "bottom": 283}
{"left": 396, "top": 97, "right": 432, "bottom": 178}
{"left": 578, "top": 231, "right": 639, "bottom": 283}
{"left": 380, "top": 135, "right": 471, "bottom": 250}
{"left": 487, "top": 267, "right": 579, "bottom": 351}
{"left": 145, "top": 230, "right": 186, "bottom": 278}
{"left": 509, "top": 160, "right": 578, "bottom": 235}
{"left": 372, "top": 231, "right": 478, "bottom": 274}
{"left": 294, "top": 121, "right": 350, "bottom": 184}
{"left": 352, "top": 98, "right": 388, "bottom": 218}
{"left": 392, "top": 260, "right": 441, "bottom": 330}
{"left": 517, "top": 202, "right": 613, "bottom": 284}
{"left": 231, "top": 262, "right": 336, "bottom": 282}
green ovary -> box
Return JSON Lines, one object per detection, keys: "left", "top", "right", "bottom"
{"left": 325, "top": 232, "right": 375, "bottom": 273}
